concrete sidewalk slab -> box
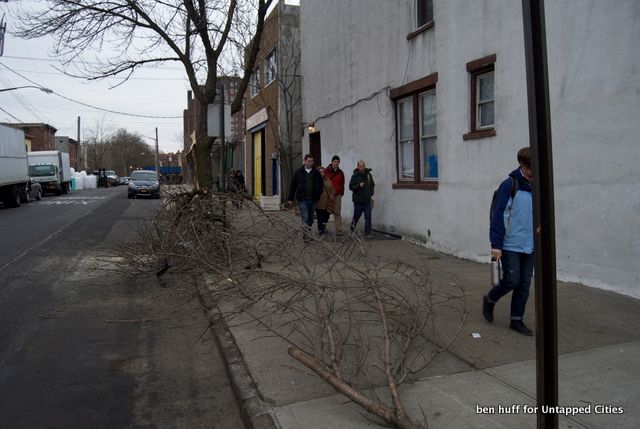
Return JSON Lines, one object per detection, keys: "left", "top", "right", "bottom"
{"left": 486, "top": 341, "right": 640, "bottom": 429}
{"left": 274, "top": 341, "right": 639, "bottom": 428}
{"left": 207, "top": 210, "right": 640, "bottom": 429}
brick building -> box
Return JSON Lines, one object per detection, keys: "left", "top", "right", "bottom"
{"left": 244, "top": 0, "right": 302, "bottom": 201}
{"left": 2, "top": 123, "right": 56, "bottom": 152}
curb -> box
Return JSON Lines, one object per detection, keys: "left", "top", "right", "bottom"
{"left": 195, "top": 281, "right": 279, "bottom": 429}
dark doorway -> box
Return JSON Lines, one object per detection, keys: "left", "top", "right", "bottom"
{"left": 309, "top": 131, "right": 321, "bottom": 167}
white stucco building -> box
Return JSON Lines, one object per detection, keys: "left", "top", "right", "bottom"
{"left": 300, "top": 0, "right": 640, "bottom": 297}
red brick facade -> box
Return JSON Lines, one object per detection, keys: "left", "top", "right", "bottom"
{"left": 3, "top": 123, "right": 56, "bottom": 152}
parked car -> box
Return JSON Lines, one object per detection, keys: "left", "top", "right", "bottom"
{"left": 127, "top": 170, "right": 160, "bottom": 199}
{"left": 105, "top": 170, "right": 120, "bottom": 186}
{"left": 121, "top": 176, "right": 130, "bottom": 185}
{"left": 25, "top": 180, "right": 43, "bottom": 202}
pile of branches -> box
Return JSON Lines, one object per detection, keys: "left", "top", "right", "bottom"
{"left": 113, "top": 189, "right": 466, "bottom": 429}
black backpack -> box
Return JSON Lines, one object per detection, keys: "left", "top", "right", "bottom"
{"left": 489, "top": 176, "right": 518, "bottom": 223}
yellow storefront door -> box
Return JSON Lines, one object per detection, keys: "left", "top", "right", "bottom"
{"left": 252, "top": 132, "right": 262, "bottom": 200}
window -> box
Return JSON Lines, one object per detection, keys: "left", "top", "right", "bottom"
{"left": 416, "top": 0, "right": 433, "bottom": 28}
{"left": 264, "top": 48, "right": 277, "bottom": 85}
{"left": 250, "top": 67, "right": 260, "bottom": 98}
{"left": 390, "top": 73, "right": 438, "bottom": 190}
{"left": 464, "top": 54, "right": 497, "bottom": 140}
{"left": 476, "top": 72, "right": 494, "bottom": 129}
{"left": 397, "top": 98, "right": 414, "bottom": 179}
{"left": 420, "top": 90, "right": 437, "bottom": 180}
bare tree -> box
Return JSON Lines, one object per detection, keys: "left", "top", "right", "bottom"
{"left": 13, "top": 0, "right": 273, "bottom": 190}
{"left": 107, "top": 129, "right": 155, "bottom": 176}
{"left": 109, "top": 193, "right": 466, "bottom": 429}
{"left": 85, "top": 117, "right": 114, "bottom": 171}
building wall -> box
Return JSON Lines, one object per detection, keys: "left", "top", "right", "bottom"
{"left": 54, "top": 136, "right": 79, "bottom": 170}
{"left": 245, "top": 5, "right": 280, "bottom": 197}
{"left": 245, "top": 1, "right": 302, "bottom": 198}
{"left": 300, "top": 0, "right": 640, "bottom": 297}
{"left": 3, "top": 123, "right": 56, "bottom": 152}
{"left": 278, "top": 3, "right": 303, "bottom": 187}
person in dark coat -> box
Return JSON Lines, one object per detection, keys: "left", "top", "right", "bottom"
{"left": 287, "top": 154, "right": 323, "bottom": 242}
{"left": 235, "top": 170, "right": 246, "bottom": 191}
{"left": 349, "top": 160, "right": 375, "bottom": 238}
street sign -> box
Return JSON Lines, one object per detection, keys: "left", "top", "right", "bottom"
{"left": 207, "top": 103, "right": 231, "bottom": 138}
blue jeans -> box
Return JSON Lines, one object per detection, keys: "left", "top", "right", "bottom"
{"left": 351, "top": 202, "right": 372, "bottom": 234}
{"left": 487, "top": 250, "right": 534, "bottom": 320}
{"left": 298, "top": 200, "right": 315, "bottom": 240}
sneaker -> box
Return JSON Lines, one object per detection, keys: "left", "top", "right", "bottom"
{"left": 510, "top": 320, "right": 533, "bottom": 336}
{"left": 364, "top": 233, "right": 374, "bottom": 239}
{"left": 482, "top": 295, "right": 494, "bottom": 322}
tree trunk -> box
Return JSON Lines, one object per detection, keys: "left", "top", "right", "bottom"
{"left": 195, "top": 105, "right": 214, "bottom": 191}
{"left": 288, "top": 346, "right": 424, "bottom": 429}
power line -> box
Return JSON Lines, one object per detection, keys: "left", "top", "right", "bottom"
{"left": 6, "top": 66, "right": 188, "bottom": 81}
{"left": 0, "top": 62, "right": 183, "bottom": 119}
{"left": 0, "top": 106, "right": 22, "bottom": 122}
{"left": 1, "top": 55, "right": 185, "bottom": 71}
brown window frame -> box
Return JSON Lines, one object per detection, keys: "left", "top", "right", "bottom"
{"left": 463, "top": 54, "right": 497, "bottom": 141}
{"left": 408, "top": 0, "right": 434, "bottom": 40}
{"left": 390, "top": 72, "right": 439, "bottom": 191}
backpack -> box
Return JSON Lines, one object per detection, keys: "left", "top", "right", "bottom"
{"left": 489, "top": 176, "right": 518, "bottom": 223}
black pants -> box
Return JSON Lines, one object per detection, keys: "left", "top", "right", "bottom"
{"left": 315, "top": 208, "right": 330, "bottom": 233}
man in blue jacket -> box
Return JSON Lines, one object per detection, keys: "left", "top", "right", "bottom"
{"left": 483, "top": 147, "right": 535, "bottom": 336}
{"left": 287, "top": 154, "right": 323, "bottom": 242}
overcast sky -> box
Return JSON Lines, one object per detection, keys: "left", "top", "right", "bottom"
{"left": 0, "top": 0, "right": 299, "bottom": 154}
{"left": 0, "top": 3, "right": 205, "bottom": 154}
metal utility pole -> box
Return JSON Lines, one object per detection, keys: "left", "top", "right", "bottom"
{"left": 155, "top": 127, "right": 160, "bottom": 175}
{"left": 77, "top": 116, "right": 81, "bottom": 170}
{"left": 522, "top": 1, "right": 558, "bottom": 428}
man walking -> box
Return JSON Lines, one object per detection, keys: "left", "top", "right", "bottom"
{"left": 287, "top": 154, "right": 323, "bottom": 242}
{"left": 483, "top": 147, "right": 534, "bottom": 336}
{"left": 315, "top": 166, "right": 335, "bottom": 237}
{"left": 325, "top": 155, "right": 345, "bottom": 234}
{"left": 349, "top": 160, "right": 375, "bottom": 238}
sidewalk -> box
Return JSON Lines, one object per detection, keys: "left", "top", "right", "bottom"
{"left": 204, "top": 213, "right": 640, "bottom": 429}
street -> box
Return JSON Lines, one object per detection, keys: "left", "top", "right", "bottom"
{"left": 0, "top": 187, "right": 244, "bottom": 428}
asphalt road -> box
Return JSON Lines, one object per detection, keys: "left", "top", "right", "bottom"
{"left": 0, "top": 187, "right": 244, "bottom": 428}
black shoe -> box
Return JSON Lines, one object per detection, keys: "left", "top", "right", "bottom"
{"left": 482, "top": 295, "right": 494, "bottom": 322}
{"left": 510, "top": 320, "right": 533, "bottom": 336}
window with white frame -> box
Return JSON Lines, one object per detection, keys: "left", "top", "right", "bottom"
{"left": 397, "top": 98, "right": 414, "bottom": 179}
{"left": 391, "top": 73, "right": 438, "bottom": 189}
{"left": 416, "top": 0, "right": 433, "bottom": 29}
{"left": 419, "top": 90, "right": 437, "bottom": 180}
{"left": 264, "top": 48, "right": 277, "bottom": 85}
{"left": 250, "top": 67, "right": 260, "bottom": 98}
{"left": 476, "top": 71, "right": 494, "bottom": 129}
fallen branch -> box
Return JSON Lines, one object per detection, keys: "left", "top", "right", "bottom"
{"left": 101, "top": 318, "right": 152, "bottom": 324}
{"left": 288, "top": 346, "right": 425, "bottom": 429}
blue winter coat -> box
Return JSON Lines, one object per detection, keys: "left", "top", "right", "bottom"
{"left": 489, "top": 168, "right": 534, "bottom": 254}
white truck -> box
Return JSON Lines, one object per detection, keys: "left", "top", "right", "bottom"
{"left": 27, "top": 150, "right": 71, "bottom": 195}
{"left": 0, "top": 124, "right": 29, "bottom": 208}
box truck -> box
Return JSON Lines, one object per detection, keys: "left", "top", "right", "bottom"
{"left": 0, "top": 124, "right": 29, "bottom": 208}
{"left": 27, "top": 150, "right": 71, "bottom": 195}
